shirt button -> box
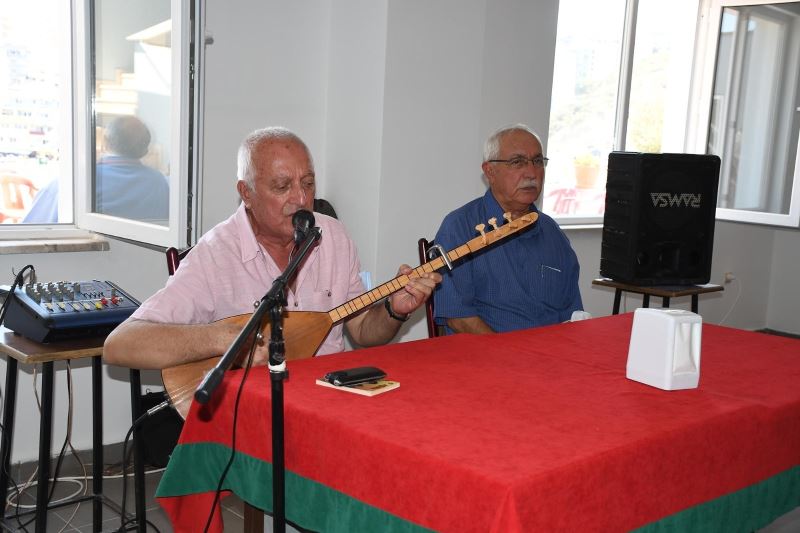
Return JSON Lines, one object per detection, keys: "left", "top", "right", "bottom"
{"left": 294, "top": 302, "right": 299, "bottom": 307}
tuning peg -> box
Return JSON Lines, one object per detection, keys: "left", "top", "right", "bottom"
{"left": 503, "top": 211, "right": 519, "bottom": 229}
{"left": 488, "top": 217, "right": 498, "bottom": 230}
{"left": 475, "top": 223, "right": 486, "bottom": 244}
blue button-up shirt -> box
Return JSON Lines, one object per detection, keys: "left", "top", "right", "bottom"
{"left": 23, "top": 155, "right": 169, "bottom": 224}
{"left": 433, "top": 189, "right": 582, "bottom": 333}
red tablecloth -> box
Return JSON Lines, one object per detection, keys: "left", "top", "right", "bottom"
{"left": 157, "top": 314, "right": 800, "bottom": 532}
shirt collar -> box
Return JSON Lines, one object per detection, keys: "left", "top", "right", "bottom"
{"left": 234, "top": 203, "right": 262, "bottom": 264}
{"left": 233, "top": 203, "right": 323, "bottom": 269}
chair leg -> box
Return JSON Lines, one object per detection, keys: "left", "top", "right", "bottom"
{"left": 244, "top": 502, "right": 265, "bottom": 533}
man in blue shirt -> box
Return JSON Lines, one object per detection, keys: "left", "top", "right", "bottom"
{"left": 433, "top": 124, "right": 583, "bottom": 334}
{"left": 23, "top": 115, "right": 169, "bottom": 224}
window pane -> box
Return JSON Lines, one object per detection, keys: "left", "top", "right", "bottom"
{"left": 545, "top": 0, "right": 626, "bottom": 219}
{"left": 92, "top": 0, "right": 172, "bottom": 225}
{"left": 0, "top": 1, "right": 71, "bottom": 224}
{"left": 709, "top": 3, "right": 800, "bottom": 215}
{"left": 625, "top": 0, "right": 698, "bottom": 153}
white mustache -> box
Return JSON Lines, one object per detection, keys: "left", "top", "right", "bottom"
{"left": 283, "top": 206, "right": 304, "bottom": 216}
{"left": 519, "top": 179, "right": 539, "bottom": 189}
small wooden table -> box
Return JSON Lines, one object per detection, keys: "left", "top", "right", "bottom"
{"left": 0, "top": 326, "right": 145, "bottom": 532}
{"left": 591, "top": 278, "right": 724, "bottom": 315}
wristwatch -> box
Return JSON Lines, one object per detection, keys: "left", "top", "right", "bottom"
{"left": 384, "top": 298, "right": 409, "bottom": 322}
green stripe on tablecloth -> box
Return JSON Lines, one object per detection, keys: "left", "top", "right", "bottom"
{"left": 156, "top": 442, "right": 431, "bottom": 533}
{"left": 635, "top": 466, "right": 800, "bottom": 533}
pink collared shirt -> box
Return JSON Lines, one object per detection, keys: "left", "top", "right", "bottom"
{"left": 132, "top": 204, "right": 366, "bottom": 355}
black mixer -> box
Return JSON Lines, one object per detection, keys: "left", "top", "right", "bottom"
{"left": 2, "top": 280, "right": 140, "bottom": 342}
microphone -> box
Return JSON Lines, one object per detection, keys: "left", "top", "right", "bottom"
{"left": 292, "top": 209, "right": 315, "bottom": 245}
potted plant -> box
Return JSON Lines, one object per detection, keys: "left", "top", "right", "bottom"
{"left": 573, "top": 152, "right": 600, "bottom": 189}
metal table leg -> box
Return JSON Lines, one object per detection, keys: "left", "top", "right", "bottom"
{"left": 35, "top": 361, "right": 55, "bottom": 533}
{"left": 129, "top": 369, "right": 146, "bottom": 533}
{"left": 612, "top": 289, "right": 622, "bottom": 315}
{"left": 0, "top": 357, "right": 18, "bottom": 521}
{"left": 92, "top": 357, "right": 103, "bottom": 532}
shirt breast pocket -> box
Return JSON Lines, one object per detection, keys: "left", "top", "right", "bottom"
{"left": 536, "top": 263, "right": 571, "bottom": 310}
{"left": 302, "top": 289, "right": 335, "bottom": 312}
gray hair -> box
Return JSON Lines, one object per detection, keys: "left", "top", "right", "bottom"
{"left": 236, "top": 127, "right": 314, "bottom": 189}
{"left": 105, "top": 116, "right": 151, "bottom": 159}
{"left": 483, "top": 124, "right": 543, "bottom": 162}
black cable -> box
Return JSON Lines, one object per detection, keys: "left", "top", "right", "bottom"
{"left": 202, "top": 329, "right": 259, "bottom": 533}
{"left": 16, "top": 364, "right": 76, "bottom": 531}
{"left": 115, "top": 397, "right": 171, "bottom": 533}
{"left": 0, "top": 266, "right": 34, "bottom": 532}
{"left": 0, "top": 264, "right": 35, "bottom": 326}
{"left": 46, "top": 362, "right": 74, "bottom": 503}
{"left": 0, "top": 420, "right": 30, "bottom": 533}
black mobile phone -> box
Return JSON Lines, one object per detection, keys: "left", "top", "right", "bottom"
{"left": 324, "top": 366, "right": 386, "bottom": 387}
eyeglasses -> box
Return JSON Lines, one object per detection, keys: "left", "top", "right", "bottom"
{"left": 488, "top": 156, "right": 549, "bottom": 169}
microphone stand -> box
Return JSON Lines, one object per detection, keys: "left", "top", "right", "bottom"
{"left": 194, "top": 226, "right": 322, "bottom": 533}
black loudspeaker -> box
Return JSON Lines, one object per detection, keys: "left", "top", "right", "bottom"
{"left": 139, "top": 390, "right": 183, "bottom": 467}
{"left": 600, "top": 152, "right": 721, "bottom": 285}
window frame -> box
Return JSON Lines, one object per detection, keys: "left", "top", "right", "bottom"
{"left": 0, "top": 0, "right": 199, "bottom": 248}
{"left": 688, "top": 0, "right": 800, "bottom": 227}
{"left": 549, "top": 0, "right": 681, "bottom": 227}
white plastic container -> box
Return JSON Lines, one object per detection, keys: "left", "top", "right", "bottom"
{"left": 626, "top": 308, "right": 702, "bottom": 390}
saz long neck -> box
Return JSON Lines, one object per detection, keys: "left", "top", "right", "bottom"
{"left": 326, "top": 212, "right": 538, "bottom": 324}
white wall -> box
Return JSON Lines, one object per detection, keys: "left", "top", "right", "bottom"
{"left": 375, "top": 0, "right": 488, "bottom": 341}
{"left": 324, "top": 0, "right": 389, "bottom": 276}
{"left": 1, "top": 0, "right": 798, "bottom": 462}
{"left": 767, "top": 227, "right": 800, "bottom": 332}
{"left": 200, "top": 0, "right": 332, "bottom": 233}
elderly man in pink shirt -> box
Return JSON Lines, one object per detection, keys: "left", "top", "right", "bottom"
{"left": 104, "top": 127, "right": 440, "bottom": 370}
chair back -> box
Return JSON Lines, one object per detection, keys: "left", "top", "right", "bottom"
{"left": 313, "top": 198, "right": 338, "bottom": 219}
{"left": 418, "top": 238, "right": 441, "bottom": 338}
{"left": 1, "top": 175, "right": 38, "bottom": 223}
{"left": 166, "top": 247, "right": 193, "bottom": 275}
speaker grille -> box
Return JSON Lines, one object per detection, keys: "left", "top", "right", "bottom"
{"left": 600, "top": 152, "right": 720, "bottom": 285}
